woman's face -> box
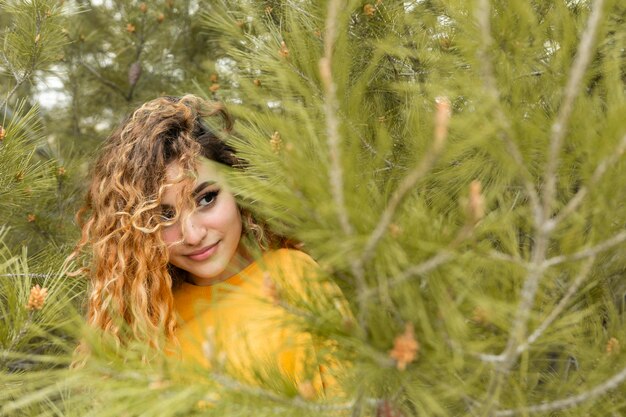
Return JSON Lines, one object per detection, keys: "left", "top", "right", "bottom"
{"left": 160, "top": 157, "right": 248, "bottom": 285}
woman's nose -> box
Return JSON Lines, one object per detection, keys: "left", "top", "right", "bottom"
{"left": 181, "top": 213, "right": 206, "bottom": 246}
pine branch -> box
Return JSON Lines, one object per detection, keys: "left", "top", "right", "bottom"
{"left": 80, "top": 61, "right": 128, "bottom": 99}
{"left": 487, "top": 251, "right": 525, "bottom": 265}
{"left": 1, "top": 311, "right": 33, "bottom": 366}
{"left": 360, "top": 97, "right": 449, "bottom": 264}
{"left": 481, "top": 233, "right": 550, "bottom": 415}
{"left": 552, "top": 133, "right": 626, "bottom": 227}
{"left": 211, "top": 372, "right": 355, "bottom": 412}
{"left": 475, "top": 0, "right": 542, "bottom": 228}
{"left": 0, "top": 76, "right": 29, "bottom": 111}
{"left": 544, "top": 230, "right": 626, "bottom": 267}
{"left": 125, "top": 11, "right": 148, "bottom": 102}
{"left": 476, "top": 2, "right": 607, "bottom": 414}
{"left": 494, "top": 364, "right": 626, "bottom": 416}
{"left": 0, "top": 274, "right": 53, "bottom": 279}
{"left": 320, "top": 0, "right": 352, "bottom": 238}
{"left": 463, "top": 249, "right": 587, "bottom": 366}
{"left": 0, "top": 51, "right": 35, "bottom": 111}
{"left": 362, "top": 250, "right": 453, "bottom": 301}
{"left": 0, "top": 2, "right": 49, "bottom": 110}
{"left": 515, "top": 256, "right": 595, "bottom": 355}
{"left": 319, "top": 0, "right": 371, "bottom": 330}
{"left": 542, "top": 0, "right": 605, "bottom": 217}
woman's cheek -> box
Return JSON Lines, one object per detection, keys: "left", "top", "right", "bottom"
{"left": 161, "top": 226, "right": 180, "bottom": 248}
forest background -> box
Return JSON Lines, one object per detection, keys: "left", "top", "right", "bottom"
{"left": 1, "top": 0, "right": 625, "bottom": 416}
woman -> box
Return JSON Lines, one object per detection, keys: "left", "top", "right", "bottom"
{"left": 71, "top": 95, "right": 342, "bottom": 392}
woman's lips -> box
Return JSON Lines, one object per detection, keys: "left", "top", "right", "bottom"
{"left": 186, "top": 242, "right": 219, "bottom": 261}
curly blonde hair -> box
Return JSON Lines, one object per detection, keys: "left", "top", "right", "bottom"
{"left": 70, "top": 95, "right": 283, "bottom": 351}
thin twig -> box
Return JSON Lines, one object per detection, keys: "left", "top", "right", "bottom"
{"left": 211, "top": 372, "right": 356, "bottom": 412}
{"left": 0, "top": 74, "right": 30, "bottom": 110}
{"left": 80, "top": 61, "right": 128, "bottom": 98}
{"left": 515, "top": 257, "right": 595, "bottom": 355}
{"left": 487, "top": 251, "right": 525, "bottom": 265}
{"left": 125, "top": 11, "right": 148, "bottom": 102}
{"left": 362, "top": 250, "right": 453, "bottom": 301}
{"left": 544, "top": 230, "right": 626, "bottom": 267}
{"left": 477, "top": 2, "right": 606, "bottom": 414}
{"left": 552, "top": 133, "right": 626, "bottom": 227}
{"left": 320, "top": 0, "right": 370, "bottom": 331}
{"left": 475, "top": 0, "right": 542, "bottom": 228}
{"left": 0, "top": 274, "right": 54, "bottom": 279}
{"left": 363, "top": 215, "right": 480, "bottom": 301}
{"left": 360, "top": 98, "right": 448, "bottom": 264}
{"left": 542, "top": 0, "right": 605, "bottom": 216}
{"left": 494, "top": 364, "right": 626, "bottom": 416}
{"left": 1, "top": 8, "right": 47, "bottom": 110}
{"left": 1, "top": 311, "right": 33, "bottom": 366}
{"left": 320, "top": 0, "right": 352, "bottom": 237}
{"left": 480, "top": 233, "right": 550, "bottom": 416}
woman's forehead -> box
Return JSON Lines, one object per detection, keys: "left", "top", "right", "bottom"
{"left": 164, "top": 157, "right": 221, "bottom": 183}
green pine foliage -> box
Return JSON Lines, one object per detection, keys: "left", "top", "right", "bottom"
{"left": 1, "top": 0, "right": 626, "bottom": 416}
{"left": 204, "top": 0, "right": 626, "bottom": 415}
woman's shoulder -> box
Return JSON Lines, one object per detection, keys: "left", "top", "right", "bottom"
{"left": 261, "top": 248, "right": 317, "bottom": 269}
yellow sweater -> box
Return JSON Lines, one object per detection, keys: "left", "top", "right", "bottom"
{"left": 172, "top": 249, "right": 335, "bottom": 392}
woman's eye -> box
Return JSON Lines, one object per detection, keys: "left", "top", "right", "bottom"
{"left": 198, "top": 190, "right": 219, "bottom": 207}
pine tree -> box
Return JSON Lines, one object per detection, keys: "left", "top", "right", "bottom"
{"left": 2, "top": 0, "right": 626, "bottom": 416}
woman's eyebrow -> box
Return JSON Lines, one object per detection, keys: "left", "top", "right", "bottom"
{"left": 192, "top": 181, "right": 216, "bottom": 196}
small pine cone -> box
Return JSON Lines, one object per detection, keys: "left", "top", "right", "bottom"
{"left": 57, "top": 166, "right": 66, "bottom": 176}
{"left": 126, "top": 23, "right": 136, "bottom": 33}
{"left": 297, "top": 380, "right": 316, "bottom": 400}
{"left": 389, "top": 323, "right": 419, "bottom": 371}
{"left": 15, "top": 171, "right": 24, "bottom": 181}
{"left": 0, "top": 125, "right": 6, "bottom": 140}
{"left": 472, "top": 306, "right": 490, "bottom": 325}
{"left": 253, "top": 78, "right": 261, "bottom": 87}
{"left": 388, "top": 223, "right": 402, "bottom": 238}
{"left": 313, "top": 28, "right": 322, "bottom": 38}
{"left": 376, "top": 400, "right": 405, "bottom": 417}
{"left": 27, "top": 214, "right": 36, "bottom": 223}
{"left": 279, "top": 41, "right": 289, "bottom": 58}
{"left": 139, "top": 2, "right": 147, "bottom": 13}
{"left": 466, "top": 180, "right": 485, "bottom": 224}
{"left": 128, "top": 61, "right": 142, "bottom": 86}
{"left": 434, "top": 96, "right": 451, "bottom": 146}
{"left": 209, "top": 83, "right": 220, "bottom": 92}
{"left": 270, "top": 131, "right": 282, "bottom": 153}
{"left": 156, "top": 13, "right": 165, "bottom": 23}
{"left": 26, "top": 284, "right": 48, "bottom": 310}
{"left": 363, "top": 4, "right": 376, "bottom": 16}
{"left": 606, "top": 337, "right": 620, "bottom": 355}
